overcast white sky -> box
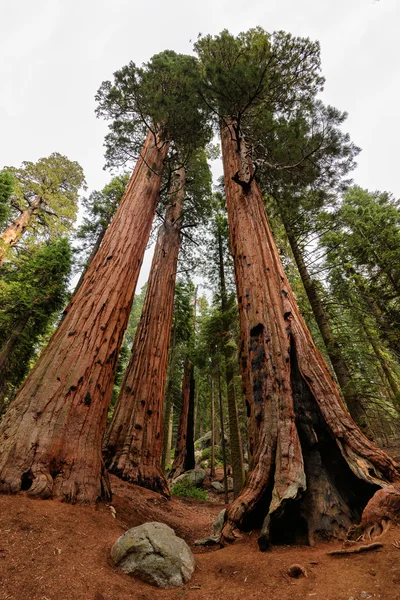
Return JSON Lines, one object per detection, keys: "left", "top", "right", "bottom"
{"left": 1, "top": 0, "right": 399, "bottom": 288}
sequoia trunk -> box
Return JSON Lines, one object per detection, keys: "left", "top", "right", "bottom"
{"left": 103, "top": 168, "right": 185, "bottom": 494}
{"left": 0, "top": 131, "right": 168, "bottom": 503}
{"left": 220, "top": 121, "right": 400, "bottom": 550}
{"left": 280, "top": 211, "right": 367, "bottom": 429}
{"left": 0, "top": 199, "right": 40, "bottom": 266}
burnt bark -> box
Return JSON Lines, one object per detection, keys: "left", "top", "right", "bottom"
{"left": 280, "top": 210, "right": 367, "bottom": 429}
{"left": 169, "top": 359, "right": 195, "bottom": 479}
{"left": 219, "top": 121, "right": 400, "bottom": 550}
{"left": 103, "top": 167, "right": 185, "bottom": 495}
{"left": 0, "top": 131, "right": 168, "bottom": 503}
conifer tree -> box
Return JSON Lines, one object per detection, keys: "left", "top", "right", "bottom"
{"left": 0, "top": 50, "right": 205, "bottom": 503}
{"left": 195, "top": 28, "right": 399, "bottom": 549}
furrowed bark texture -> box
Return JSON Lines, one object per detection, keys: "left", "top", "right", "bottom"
{"left": 219, "top": 122, "right": 400, "bottom": 549}
{"left": 280, "top": 212, "right": 367, "bottom": 429}
{"left": 103, "top": 168, "right": 185, "bottom": 495}
{"left": 0, "top": 199, "right": 40, "bottom": 266}
{"left": 0, "top": 131, "right": 168, "bottom": 503}
{"left": 169, "top": 359, "right": 195, "bottom": 479}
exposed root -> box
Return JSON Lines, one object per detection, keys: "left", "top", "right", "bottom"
{"left": 361, "top": 486, "right": 400, "bottom": 540}
{"left": 220, "top": 521, "right": 241, "bottom": 546}
{"left": 328, "top": 542, "right": 383, "bottom": 556}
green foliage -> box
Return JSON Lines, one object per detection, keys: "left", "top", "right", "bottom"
{"left": 96, "top": 50, "right": 212, "bottom": 168}
{"left": 4, "top": 153, "right": 85, "bottom": 238}
{"left": 0, "top": 238, "right": 72, "bottom": 406}
{"left": 0, "top": 170, "right": 14, "bottom": 228}
{"left": 322, "top": 186, "right": 400, "bottom": 354}
{"left": 194, "top": 28, "right": 323, "bottom": 124}
{"left": 170, "top": 478, "right": 208, "bottom": 501}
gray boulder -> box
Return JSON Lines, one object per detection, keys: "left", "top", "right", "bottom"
{"left": 171, "top": 468, "right": 206, "bottom": 489}
{"left": 111, "top": 522, "right": 195, "bottom": 588}
{"left": 211, "top": 481, "right": 224, "bottom": 493}
{"left": 212, "top": 509, "right": 226, "bottom": 533}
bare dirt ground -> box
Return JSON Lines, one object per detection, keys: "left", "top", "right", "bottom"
{"left": 1, "top": 468, "right": 400, "bottom": 600}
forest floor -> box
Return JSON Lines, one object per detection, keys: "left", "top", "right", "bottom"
{"left": 1, "top": 463, "right": 400, "bottom": 600}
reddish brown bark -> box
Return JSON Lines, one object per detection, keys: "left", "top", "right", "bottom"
{"left": 169, "top": 358, "right": 195, "bottom": 480}
{"left": 0, "top": 199, "right": 40, "bottom": 266}
{"left": 0, "top": 131, "right": 168, "bottom": 504}
{"left": 103, "top": 168, "right": 185, "bottom": 494}
{"left": 219, "top": 121, "right": 400, "bottom": 549}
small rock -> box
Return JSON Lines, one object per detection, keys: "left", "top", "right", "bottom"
{"left": 360, "top": 593, "right": 371, "bottom": 599}
{"left": 171, "top": 468, "right": 206, "bottom": 489}
{"left": 211, "top": 481, "right": 224, "bottom": 493}
{"left": 111, "top": 522, "right": 195, "bottom": 588}
{"left": 212, "top": 509, "right": 226, "bottom": 533}
{"left": 287, "top": 564, "right": 307, "bottom": 579}
{"left": 194, "top": 534, "right": 220, "bottom": 546}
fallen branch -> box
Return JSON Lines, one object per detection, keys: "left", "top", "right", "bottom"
{"left": 328, "top": 542, "right": 383, "bottom": 556}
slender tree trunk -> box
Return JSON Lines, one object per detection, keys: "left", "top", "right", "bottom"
{"left": 280, "top": 211, "right": 367, "bottom": 429}
{"left": 165, "top": 405, "right": 174, "bottom": 469}
{"left": 218, "top": 368, "right": 229, "bottom": 504}
{"left": 364, "top": 326, "right": 400, "bottom": 410}
{"left": 0, "top": 131, "right": 168, "bottom": 503}
{"left": 0, "top": 199, "right": 40, "bottom": 266}
{"left": 217, "top": 223, "right": 245, "bottom": 497}
{"left": 210, "top": 375, "right": 216, "bottom": 479}
{"left": 219, "top": 121, "right": 400, "bottom": 550}
{"left": 103, "top": 167, "right": 185, "bottom": 494}
{"left": 161, "top": 324, "right": 177, "bottom": 471}
{"left": 0, "top": 314, "right": 31, "bottom": 373}
{"left": 169, "top": 358, "right": 192, "bottom": 479}
{"left": 194, "top": 387, "right": 199, "bottom": 441}
{"left": 186, "top": 365, "right": 196, "bottom": 469}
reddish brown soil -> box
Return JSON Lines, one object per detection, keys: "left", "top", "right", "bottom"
{"left": 1, "top": 473, "right": 400, "bottom": 600}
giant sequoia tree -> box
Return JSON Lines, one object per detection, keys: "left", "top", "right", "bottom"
{"left": 195, "top": 29, "right": 400, "bottom": 549}
{"left": 0, "top": 51, "right": 206, "bottom": 504}
{"left": 104, "top": 167, "right": 186, "bottom": 495}
{"left": 104, "top": 149, "right": 211, "bottom": 493}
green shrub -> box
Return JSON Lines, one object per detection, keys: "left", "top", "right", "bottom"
{"left": 170, "top": 478, "right": 208, "bottom": 501}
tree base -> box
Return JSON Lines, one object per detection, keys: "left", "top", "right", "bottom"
{"left": 0, "top": 462, "right": 111, "bottom": 504}
{"left": 107, "top": 461, "right": 170, "bottom": 497}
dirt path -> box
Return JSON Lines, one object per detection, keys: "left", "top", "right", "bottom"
{"left": 0, "top": 474, "right": 400, "bottom": 599}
